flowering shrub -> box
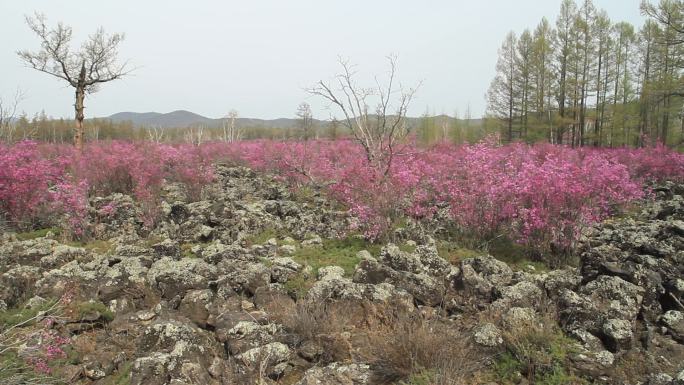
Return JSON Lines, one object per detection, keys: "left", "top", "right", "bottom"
{"left": 0, "top": 139, "right": 682, "bottom": 255}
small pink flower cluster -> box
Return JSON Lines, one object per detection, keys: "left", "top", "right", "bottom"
{"left": 24, "top": 329, "right": 69, "bottom": 374}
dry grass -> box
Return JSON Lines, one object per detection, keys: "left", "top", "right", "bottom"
{"left": 363, "top": 313, "right": 481, "bottom": 385}
{"left": 276, "top": 298, "right": 482, "bottom": 384}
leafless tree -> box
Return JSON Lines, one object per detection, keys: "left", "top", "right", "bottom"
{"left": 222, "top": 109, "right": 242, "bottom": 143}
{"left": 296, "top": 102, "right": 314, "bottom": 140}
{"left": 0, "top": 89, "right": 24, "bottom": 142}
{"left": 185, "top": 125, "right": 205, "bottom": 145}
{"left": 17, "top": 13, "right": 131, "bottom": 150}
{"left": 308, "top": 55, "right": 420, "bottom": 174}
{"left": 146, "top": 125, "right": 165, "bottom": 143}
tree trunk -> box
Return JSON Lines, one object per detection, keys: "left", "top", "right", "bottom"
{"left": 74, "top": 86, "right": 85, "bottom": 150}
{"left": 74, "top": 62, "right": 87, "bottom": 151}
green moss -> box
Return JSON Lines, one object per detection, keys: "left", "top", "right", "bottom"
{"left": 15, "top": 227, "right": 60, "bottom": 241}
{"left": 77, "top": 301, "right": 114, "bottom": 322}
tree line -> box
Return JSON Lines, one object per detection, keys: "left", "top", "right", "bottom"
{"left": 487, "top": 0, "right": 684, "bottom": 148}
{"left": 0, "top": 110, "right": 348, "bottom": 144}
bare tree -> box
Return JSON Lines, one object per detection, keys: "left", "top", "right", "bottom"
{"left": 185, "top": 125, "right": 205, "bottom": 146}
{"left": 17, "top": 13, "right": 131, "bottom": 150}
{"left": 296, "top": 102, "right": 314, "bottom": 140}
{"left": 222, "top": 109, "right": 242, "bottom": 143}
{"left": 146, "top": 125, "right": 165, "bottom": 143}
{"left": 308, "top": 55, "right": 420, "bottom": 174}
{"left": 0, "top": 89, "right": 24, "bottom": 142}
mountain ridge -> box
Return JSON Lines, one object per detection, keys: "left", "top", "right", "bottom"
{"left": 104, "top": 110, "right": 483, "bottom": 129}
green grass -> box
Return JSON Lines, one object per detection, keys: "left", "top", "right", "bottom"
{"left": 180, "top": 243, "right": 195, "bottom": 258}
{"left": 0, "top": 300, "right": 57, "bottom": 330}
{"left": 398, "top": 242, "right": 417, "bottom": 254}
{"left": 77, "top": 301, "right": 114, "bottom": 322}
{"left": 0, "top": 351, "right": 58, "bottom": 382}
{"left": 291, "top": 236, "right": 381, "bottom": 276}
{"left": 493, "top": 352, "right": 523, "bottom": 384}
{"left": 15, "top": 227, "right": 61, "bottom": 241}
{"left": 399, "top": 370, "right": 436, "bottom": 385}
{"left": 279, "top": 235, "right": 382, "bottom": 298}
{"left": 435, "top": 240, "right": 481, "bottom": 265}
{"left": 283, "top": 272, "right": 316, "bottom": 299}
{"left": 244, "top": 227, "right": 292, "bottom": 246}
{"left": 493, "top": 319, "right": 585, "bottom": 385}
{"left": 486, "top": 237, "right": 531, "bottom": 265}
{"left": 104, "top": 362, "right": 133, "bottom": 385}
{"left": 66, "top": 239, "right": 114, "bottom": 254}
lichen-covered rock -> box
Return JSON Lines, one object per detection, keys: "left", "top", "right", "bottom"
{"left": 131, "top": 320, "right": 222, "bottom": 385}
{"left": 473, "top": 323, "right": 503, "bottom": 347}
{"left": 308, "top": 265, "right": 411, "bottom": 306}
{"left": 661, "top": 310, "right": 684, "bottom": 343}
{"left": 601, "top": 318, "right": 633, "bottom": 352}
{"left": 147, "top": 257, "right": 218, "bottom": 298}
{"left": 502, "top": 307, "right": 537, "bottom": 329}
{"left": 493, "top": 281, "right": 543, "bottom": 310}
{"left": 152, "top": 238, "right": 181, "bottom": 260}
{"left": 457, "top": 255, "right": 513, "bottom": 300}
{"left": 270, "top": 257, "right": 301, "bottom": 283}
{"left": 226, "top": 321, "right": 281, "bottom": 355}
{"left": 235, "top": 342, "right": 292, "bottom": 370}
{"left": 295, "top": 362, "right": 372, "bottom": 385}
{"left": 352, "top": 243, "right": 456, "bottom": 306}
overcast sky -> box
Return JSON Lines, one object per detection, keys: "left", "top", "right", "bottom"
{"left": 1, "top": 0, "right": 644, "bottom": 120}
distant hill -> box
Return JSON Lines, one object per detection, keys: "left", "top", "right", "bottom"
{"left": 105, "top": 110, "right": 483, "bottom": 129}
{"left": 107, "top": 110, "right": 215, "bottom": 128}
{"left": 106, "top": 110, "right": 307, "bottom": 129}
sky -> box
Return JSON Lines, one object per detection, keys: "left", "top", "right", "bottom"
{"left": 0, "top": 0, "right": 644, "bottom": 120}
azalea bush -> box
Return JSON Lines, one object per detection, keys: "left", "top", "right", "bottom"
{"left": 0, "top": 138, "right": 682, "bottom": 256}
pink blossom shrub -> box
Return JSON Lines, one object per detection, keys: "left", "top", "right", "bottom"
{"left": 0, "top": 139, "right": 682, "bottom": 255}
{"left": 0, "top": 141, "right": 76, "bottom": 229}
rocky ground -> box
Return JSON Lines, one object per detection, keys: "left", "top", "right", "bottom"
{"left": 1, "top": 166, "right": 683, "bottom": 385}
